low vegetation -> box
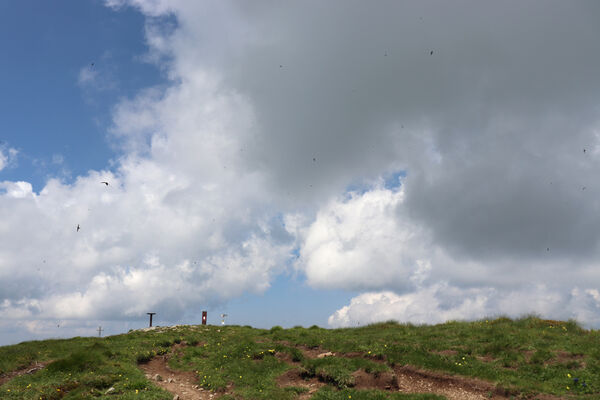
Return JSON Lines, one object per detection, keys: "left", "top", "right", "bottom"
{"left": 0, "top": 316, "right": 599, "bottom": 399}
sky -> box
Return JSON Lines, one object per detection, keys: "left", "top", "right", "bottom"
{"left": 1, "top": 1, "right": 600, "bottom": 346}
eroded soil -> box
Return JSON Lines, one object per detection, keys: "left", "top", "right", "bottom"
{"left": 0, "top": 361, "right": 50, "bottom": 386}
{"left": 138, "top": 340, "right": 566, "bottom": 400}
{"left": 139, "top": 348, "right": 220, "bottom": 400}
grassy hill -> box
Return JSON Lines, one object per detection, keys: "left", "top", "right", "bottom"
{"left": 1, "top": 316, "right": 599, "bottom": 399}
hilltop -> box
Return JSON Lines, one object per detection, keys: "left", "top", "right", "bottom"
{"left": 1, "top": 317, "right": 598, "bottom": 399}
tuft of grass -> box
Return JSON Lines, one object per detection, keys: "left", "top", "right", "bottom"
{"left": 301, "top": 356, "right": 389, "bottom": 388}
{"left": 313, "top": 386, "right": 445, "bottom": 399}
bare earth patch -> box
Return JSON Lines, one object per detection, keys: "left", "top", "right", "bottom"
{"left": 274, "top": 342, "right": 565, "bottom": 400}
{"left": 0, "top": 361, "right": 50, "bottom": 386}
{"left": 393, "top": 365, "right": 566, "bottom": 400}
{"left": 351, "top": 369, "right": 397, "bottom": 390}
{"left": 276, "top": 367, "right": 326, "bottom": 399}
{"left": 139, "top": 354, "right": 220, "bottom": 400}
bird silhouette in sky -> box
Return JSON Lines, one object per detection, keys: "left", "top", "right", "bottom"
{"left": 583, "top": 148, "right": 587, "bottom": 153}
{"left": 101, "top": 181, "right": 109, "bottom": 186}
{"left": 77, "top": 224, "right": 80, "bottom": 232}
{"left": 430, "top": 50, "right": 434, "bottom": 55}
{"left": 313, "top": 157, "right": 316, "bottom": 162}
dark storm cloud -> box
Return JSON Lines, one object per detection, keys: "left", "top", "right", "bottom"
{"left": 209, "top": 0, "right": 600, "bottom": 263}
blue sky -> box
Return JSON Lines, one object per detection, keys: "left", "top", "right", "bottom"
{"left": 2, "top": 1, "right": 600, "bottom": 346}
{"left": 0, "top": 0, "right": 161, "bottom": 190}
{"left": 0, "top": 1, "right": 360, "bottom": 344}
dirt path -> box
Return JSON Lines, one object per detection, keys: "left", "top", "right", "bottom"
{"left": 139, "top": 355, "right": 218, "bottom": 400}
{"left": 138, "top": 340, "right": 563, "bottom": 400}
{"left": 394, "top": 365, "right": 503, "bottom": 400}
{"left": 276, "top": 344, "right": 564, "bottom": 400}
{"left": 0, "top": 361, "right": 49, "bottom": 386}
{"left": 276, "top": 367, "right": 327, "bottom": 399}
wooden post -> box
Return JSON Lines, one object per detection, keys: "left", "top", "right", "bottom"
{"left": 147, "top": 312, "right": 156, "bottom": 327}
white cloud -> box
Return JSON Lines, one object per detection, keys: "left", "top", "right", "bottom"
{"left": 295, "top": 182, "right": 431, "bottom": 292}
{"left": 77, "top": 66, "right": 98, "bottom": 86}
{"left": 0, "top": 62, "right": 292, "bottom": 336}
{"left": 5, "top": 0, "right": 600, "bottom": 344}
{"left": 104, "top": 0, "right": 174, "bottom": 17}
{"left": 0, "top": 147, "right": 18, "bottom": 171}
{"left": 329, "top": 285, "right": 600, "bottom": 328}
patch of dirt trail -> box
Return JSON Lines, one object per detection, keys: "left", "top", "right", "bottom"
{"left": 274, "top": 342, "right": 564, "bottom": 400}
{"left": 394, "top": 365, "right": 565, "bottom": 400}
{"left": 276, "top": 367, "right": 326, "bottom": 399}
{"left": 0, "top": 361, "right": 50, "bottom": 386}
{"left": 139, "top": 345, "right": 222, "bottom": 400}
{"left": 394, "top": 365, "right": 506, "bottom": 400}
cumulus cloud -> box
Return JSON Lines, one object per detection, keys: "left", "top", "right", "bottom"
{"left": 0, "top": 57, "right": 292, "bottom": 340}
{"left": 296, "top": 181, "right": 432, "bottom": 292}
{"left": 328, "top": 285, "right": 600, "bottom": 329}
{"left": 4, "top": 0, "right": 600, "bottom": 344}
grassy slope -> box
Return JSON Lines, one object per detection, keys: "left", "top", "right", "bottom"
{"left": 0, "top": 316, "right": 598, "bottom": 399}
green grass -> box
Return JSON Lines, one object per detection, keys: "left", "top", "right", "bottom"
{"left": 312, "top": 387, "right": 444, "bottom": 400}
{"left": 1, "top": 317, "right": 599, "bottom": 398}
{"left": 301, "top": 357, "right": 390, "bottom": 388}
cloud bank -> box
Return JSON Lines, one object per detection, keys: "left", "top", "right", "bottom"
{"left": 3, "top": 1, "right": 600, "bottom": 343}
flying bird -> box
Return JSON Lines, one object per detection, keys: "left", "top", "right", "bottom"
{"left": 77, "top": 224, "right": 80, "bottom": 232}
{"left": 583, "top": 148, "right": 587, "bottom": 153}
{"left": 101, "top": 181, "right": 109, "bottom": 186}
{"left": 430, "top": 50, "right": 434, "bottom": 55}
{"left": 313, "top": 157, "right": 316, "bottom": 162}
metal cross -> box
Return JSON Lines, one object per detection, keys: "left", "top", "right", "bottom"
{"left": 97, "top": 326, "right": 104, "bottom": 337}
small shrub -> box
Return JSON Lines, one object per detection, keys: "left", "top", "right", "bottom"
{"left": 136, "top": 352, "right": 153, "bottom": 364}
{"left": 81, "top": 373, "right": 116, "bottom": 389}
{"left": 529, "top": 350, "right": 552, "bottom": 365}
{"left": 289, "top": 347, "right": 304, "bottom": 362}
{"left": 157, "top": 339, "right": 173, "bottom": 347}
{"left": 47, "top": 350, "right": 103, "bottom": 373}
